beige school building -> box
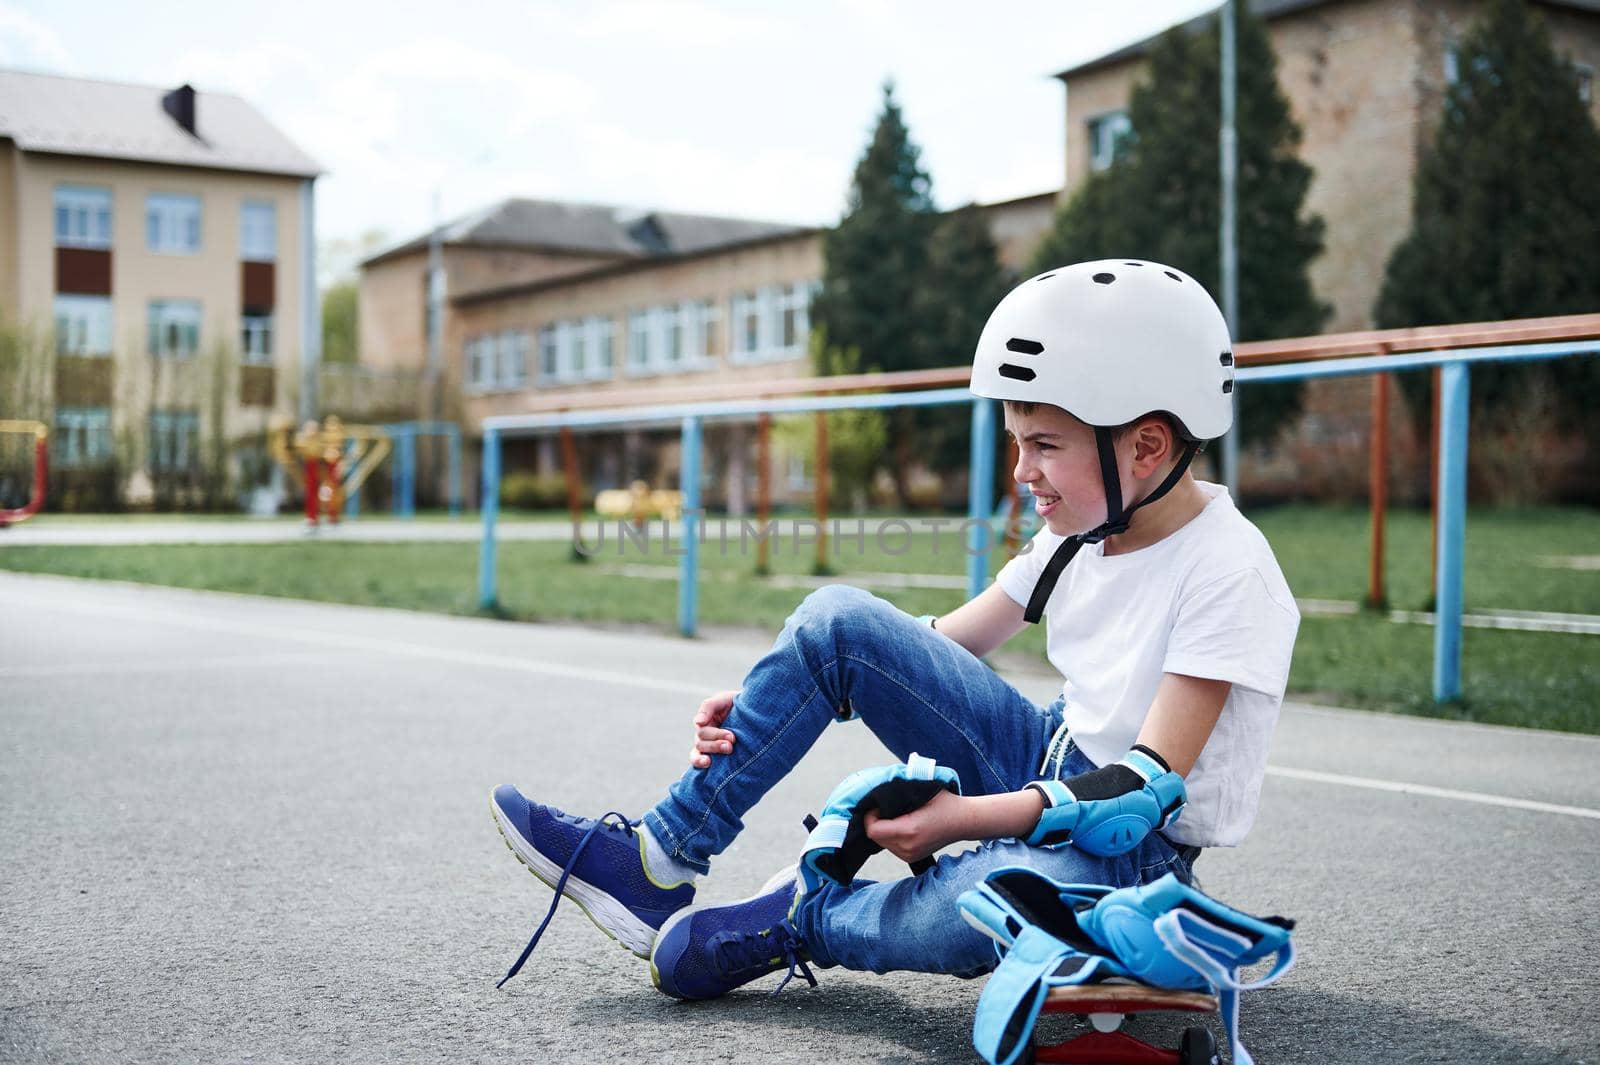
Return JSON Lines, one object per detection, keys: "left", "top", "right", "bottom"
{"left": 0, "top": 69, "right": 320, "bottom": 508}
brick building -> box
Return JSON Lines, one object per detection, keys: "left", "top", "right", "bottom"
{"left": 1058, "top": 0, "right": 1600, "bottom": 500}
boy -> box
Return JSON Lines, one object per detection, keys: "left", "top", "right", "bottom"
{"left": 491, "top": 259, "right": 1299, "bottom": 996}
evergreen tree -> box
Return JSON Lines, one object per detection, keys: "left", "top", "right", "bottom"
{"left": 812, "top": 80, "right": 943, "bottom": 506}
{"left": 913, "top": 202, "right": 1013, "bottom": 472}
{"left": 811, "top": 80, "right": 937, "bottom": 376}
{"left": 1376, "top": 0, "right": 1600, "bottom": 462}
{"left": 1031, "top": 4, "right": 1328, "bottom": 447}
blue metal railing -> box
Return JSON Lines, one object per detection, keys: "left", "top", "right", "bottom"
{"left": 477, "top": 338, "right": 1600, "bottom": 703}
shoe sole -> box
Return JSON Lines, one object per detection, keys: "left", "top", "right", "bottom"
{"left": 489, "top": 791, "right": 657, "bottom": 958}
{"left": 649, "top": 873, "right": 800, "bottom": 998}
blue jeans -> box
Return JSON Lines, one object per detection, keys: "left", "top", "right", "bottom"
{"left": 643, "top": 585, "right": 1195, "bottom": 977}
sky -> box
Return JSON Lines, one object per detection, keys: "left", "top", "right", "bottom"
{"left": 0, "top": 0, "right": 1218, "bottom": 278}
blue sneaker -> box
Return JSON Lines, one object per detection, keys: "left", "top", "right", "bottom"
{"left": 649, "top": 869, "right": 818, "bottom": 1000}
{"left": 490, "top": 785, "right": 695, "bottom": 986}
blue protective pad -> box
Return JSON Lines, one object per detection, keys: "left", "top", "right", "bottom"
{"left": 962, "top": 866, "right": 1297, "bottom": 1065}
{"left": 1024, "top": 749, "right": 1186, "bottom": 856}
{"left": 798, "top": 753, "right": 960, "bottom": 893}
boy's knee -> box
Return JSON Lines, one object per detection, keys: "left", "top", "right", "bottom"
{"left": 788, "top": 584, "right": 890, "bottom": 647}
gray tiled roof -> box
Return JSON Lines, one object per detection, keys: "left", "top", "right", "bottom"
{"left": 0, "top": 68, "right": 321, "bottom": 178}
{"left": 1055, "top": 0, "right": 1600, "bottom": 79}
{"left": 365, "top": 197, "right": 804, "bottom": 265}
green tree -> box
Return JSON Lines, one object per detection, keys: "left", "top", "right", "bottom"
{"left": 812, "top": 82, "right": 942, "bottom": 507}
{"left": 322, "top": 280, "right": 359, "bottom": 366}
{"left": 1375, "top": 0, "right": 1600, "bottom": 495}
{"left": 913, "top": 202, "right": 1013, "bottom": 473}
{"left": 1032, "top": 4, "right": 1329, "bottom": 447}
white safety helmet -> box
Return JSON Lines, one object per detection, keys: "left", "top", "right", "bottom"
{"left": 970, "top": 259, "right": 1235, "bottom": 441}
{"left": 972, "top": 260, "right": 1236, "bottom": 623}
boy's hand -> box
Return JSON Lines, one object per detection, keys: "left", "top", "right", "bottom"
{"left": 863, "top": 789, "right": 971, "bottom": 864}
{"left": 689, "top": 690, "right": 740, "bottom": 769}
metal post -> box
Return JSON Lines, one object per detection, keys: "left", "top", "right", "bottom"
{"left": 967, "top": 398, "right": 996, "bottom": 601}
{"left": 478, "top": 429, "right": 501, "bottom": 610}
{"left": 1432, "top": 364, "right": 1469, "bottom": 703}
{"left": 427, "top": 189, "right": 445, "bottom": 425}
{"left": 678, "top": 416, "right": 703, "bottom": 637}
{"left": 1219, "top": 0, "right": 1241, "bottom": 500}
{"left": 298, "top": 179, "right": 321, "bottom": 423}
{"left": 1367, "top": 372, "right": 1390, "bottom": 609}
{"left": 448, "top": 426, "right": 462, "bottom": 518}
{"left": 399, "top": 431, "right": 417, "bottom": 519}
{"left": 755, "top": 413, "right": 771, "bottom": 574}
{"left": 813, "top": 410, "right": 829, "bottom": 573}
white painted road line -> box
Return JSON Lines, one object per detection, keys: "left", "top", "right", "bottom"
{"left": 1267, "top": 765, "right": 1600, "bottom": 821}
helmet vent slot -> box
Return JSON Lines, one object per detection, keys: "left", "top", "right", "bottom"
{"left": 999, "top": 364, "right": 1038, "bottom": 382}
{"left": 1220, "top": 352, "right": 1234, "bottom": 366}
{"left": 1124, "top": 261, "right": 1143, "bottom": 267}
{"left": 1036, "top": 273, "right": 1055, "bottom": 281}
{"left": 1092, "top": 272, "right": 1116, "bottom": 285}
{"left": 1005, "top": 338, "right": 1044, "bottom": 355}
{"left": 1222, "top": 380, "right": 1235, "bottom": 394}
{"left": 1164, "top": 270, "right": 1183, "bottom": 282}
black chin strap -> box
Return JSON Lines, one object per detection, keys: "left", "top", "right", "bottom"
{"left": 1022, "top": 432, "right": 1201, "bottom": 624}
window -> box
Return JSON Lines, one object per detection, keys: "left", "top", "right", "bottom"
{"left": 503, "top": 331, "right": 529, "bottom": 387}
{"left": 690, "top": 299, "right": 719, "bottom": 362}
{"left": 240, "top": 201, "right": 276, "bottom": 261}
{"left": 538, "top": 326, "right": 559, "bottom": 382}
{"left": 730, "top": 291, "right": 761, "bottom": 361}
{"left": 53, "top": 407, "right": 112, "bottom": 467}
{"left": 241, "top": 314, "right": 273, "bottom": 365}
{"left": 54, "top": 185, "right": 111, "bottom": 248}
{"left": 464, "top": 336, "right": 489, "bottom": 391}
{"left": 585, "top": 316, "right": 614, "bottom": 380}
{"left": 626, "top": 310, "right": 651, "bottom": 374}
{"left": 54, "top": 295, "right": 113, "bottom": 357}
{"left": 148, "top": 300, "right": 201, "bottom": 358}
{"left": 1087, "top": 111, "right": 1132, "bottom": 172}
{"left": 778, "top": 282, "right": 810, "bottom": 353}
{"left": 147, "top": 193, "right": 201, "bottom": 253}
{"left": 150, "top": 410, "right": 200, "bottom": 472}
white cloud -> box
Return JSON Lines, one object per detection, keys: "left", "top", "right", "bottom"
{"left": 0, "top": 2, "right": 69, "bottom": 70}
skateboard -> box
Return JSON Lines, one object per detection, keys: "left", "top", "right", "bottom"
{"left": 1023, "top": 983, "right": 1220, "bottom": 1065}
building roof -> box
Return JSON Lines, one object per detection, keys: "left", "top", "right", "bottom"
{"left": 364, "top": 197, "right": 807, "bottom": 267}
{"left": 0, "top": 68, "right": 321, "bottom": 178}
{"left": 452, "top": 222, "right": 823, "bottom": 307}
{"left": 1054, "top": 0, "right": 1600, "bottom": 80}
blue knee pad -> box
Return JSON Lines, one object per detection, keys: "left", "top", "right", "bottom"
{"left": 1024, "top": 748, "right": 1186, "bottom": 856}
{"left": 798, "top": 753, "right": 961, "bottom": 894}
{"left": 959, "top": 867, "right": 1295, "bottom": 1065}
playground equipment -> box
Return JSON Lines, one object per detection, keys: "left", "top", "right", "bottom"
{"left": 345, "top": 421, "right": 463, "bottom": 520}
{"left": 594, "top": 481, "right": 684, "bottom": 523}
{"left": 268, "top": 417, "right": 390, "bottom": 527}
{"left": 476, "top": 312, "right": 1600, "bottom": 704}
{"left": 0, "top": 419, "right": 47, "bottom": 528}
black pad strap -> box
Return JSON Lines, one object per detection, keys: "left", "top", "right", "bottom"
{"left": 807, "top": 778, "right": 956, "bottom": 886}
{"left": 1021, "top": 441, "right": 1201, "bottom": 625}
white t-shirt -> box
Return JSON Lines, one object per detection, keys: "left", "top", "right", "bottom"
{"left": 994, "top": 481, "right": 1299, "bottom": 848}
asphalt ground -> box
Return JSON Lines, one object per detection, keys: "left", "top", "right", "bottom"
{"left": 1, "top": 572, "right": 1596, "bottom": 1064}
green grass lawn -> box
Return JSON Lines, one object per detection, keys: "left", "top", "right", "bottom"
{"left": 2, "top": 505, "right": 1595, "bottom": 733}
